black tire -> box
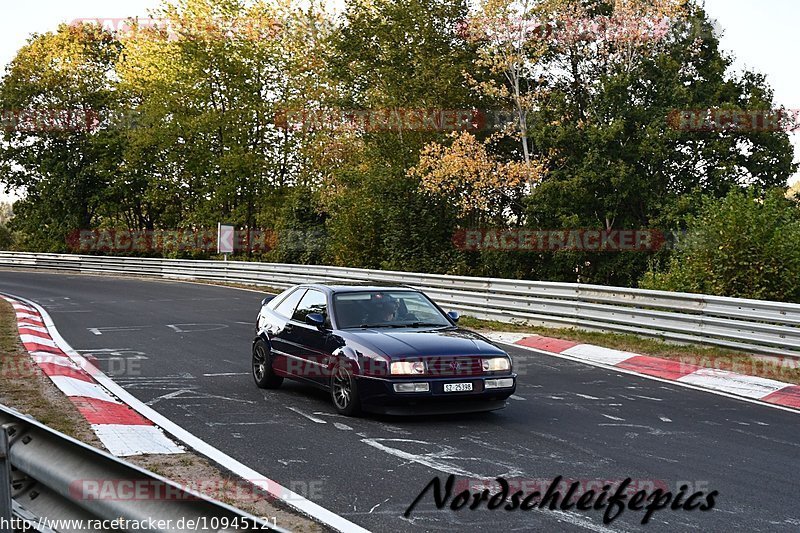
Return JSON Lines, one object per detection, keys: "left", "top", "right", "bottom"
{"left": 252, "top": 339, "right": 283, "bottom": 389}
{"left": 331, "top": 362, "right": 361, "bottom": 416}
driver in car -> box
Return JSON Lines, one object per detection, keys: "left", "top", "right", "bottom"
{"left": 375, "top": 299, "right": 397, "bottom": 322}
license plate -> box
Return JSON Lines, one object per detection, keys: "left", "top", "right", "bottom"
{"left": 444, "top": 383, "right": 473, "bottom": 393}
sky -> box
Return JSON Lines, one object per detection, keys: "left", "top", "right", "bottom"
{"left": 1, "top": 0, "right": 798, "bottom": 202}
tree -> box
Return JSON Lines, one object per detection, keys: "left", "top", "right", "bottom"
{"left": 641, "top": 188, "right": 800, "bottom": 302}
{"left": 520, "top": 1, "right": 796, "bottom": 285}
{"left": 322, "top": 0, "right": 482, "bottom": 272}
{"left": 410, "top": 131, "right": 545, "bottom": 222}
{"left": 0, "top": 23, "right": 122, "bottom": 251}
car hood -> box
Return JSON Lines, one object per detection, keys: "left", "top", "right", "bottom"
{"left": 338, "top": 327, "right": 507, "bottom": 359}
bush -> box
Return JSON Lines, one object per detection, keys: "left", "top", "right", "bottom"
{"left": 640, "top": 188, "right": 800, "bottom": 302}
{"left": 0, "top": 225, "right": 13, "bottom": 250}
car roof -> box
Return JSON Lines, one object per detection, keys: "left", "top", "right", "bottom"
{"left": 296, "top": 283, "right": 419, "bottom": 294}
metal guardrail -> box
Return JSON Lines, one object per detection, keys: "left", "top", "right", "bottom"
{"left": 0, "top": 403, "right": 284, "bottom": 532}
{"left": 1, "top": 251, "right": 799, "bottom": 358}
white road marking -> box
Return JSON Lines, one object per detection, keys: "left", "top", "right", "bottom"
{"left": 75, "top": 348, "right": 149, "bottom": 360}
{"left": 369, "top": 498, "right": 390, "bottom": 514}
{"left": 286, "top": 407, "right": 327, "bottom": 424}
{"left": 602, "top": 414, "right": 625, "bottom": 421}
{"left": 49, "top": 376, "right": 118, "bottom": 403}
{"left": 486, "top": 332, "right": 530, "bottom": 345}
{"left": 92, "top": 424, "right": 184, "bottom": 457}
{"left": 20, "top": 334, "right": 57, "bottom": 348}
{"left": 678, "top": 368, "right": 788, "bottom": 399}
{"left": 561, "top": 344, "right": 637, "bottom": 366}
{"left": 88, "top": 326, "right": 150, "bottom": 336}
{"left": 334, "top": 422, "right": 353, "bottom": 431}
{"left": 203, "top": 372, "right": 248, "bottom": 377}
{"left": 146, "top": 389, "right": 192, "bottom": 406}
{"left": 510, "top": 395, "right": 527, "bottom": 401}
{"left": 18, "top": 324, "right": 48, "bottom": 333}
{"left": 575, "top": 393, "right": 601, "bottom": 400}
{"left": 31, "top": 352, "right": 77, "bottom": 368}
{"left": 659, "top": 416, "right": 673, "bottom": 423}
{"left": 633, "top": 395, "right": 664, "bottom": 402}
{"left": 167, "top": 323, "right": 229, "bottom": 333}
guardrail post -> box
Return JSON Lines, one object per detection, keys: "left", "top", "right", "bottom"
{"left": 0, "top": 425, "right": 12, "bottom": 530}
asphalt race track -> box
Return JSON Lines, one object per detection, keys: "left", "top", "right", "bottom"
{"left": 1, "top": 271, "right": 798, "bottom": 532}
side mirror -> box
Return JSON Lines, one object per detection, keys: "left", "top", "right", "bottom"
{"left": 447, "top": 311, "right": 460, "bottom": 323}
{"left": 261, "top": 295, "right": 275, "bottom": 307}
{"left": 306, "top": 313, "right": 326, "bottom": 329}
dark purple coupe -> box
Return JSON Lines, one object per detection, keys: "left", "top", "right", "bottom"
{"left": 252, "top": 284, "right": 517, "bottom": 416}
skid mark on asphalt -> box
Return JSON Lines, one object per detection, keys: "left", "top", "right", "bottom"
{"left": 361, "top": 438, "right": 490, "bottom": 479}
{"left": 114, "top": 375, "right": 197, "bottom": 391}
{"left": 145, "top": 388, "right": 256, "bottom": 406}
{"left": 206, "top": 421, "right": 281, "bottom": 427}
{"left": 361, "top": 438, "right": 527, "bottom": 480}
{"left": 528, "top": 431, "right": 611, "bottom": 464}
{"left": 369, "top": 498, "right": 390, "bottom": 514}
{"left": 597, "top": 424, "right": 682, "bottom": 438}
{"left": 167, "top": 323, "right": 229, "bottom": 333}
{"left": 286, "top": 406, "right": 327, "bottom": 424}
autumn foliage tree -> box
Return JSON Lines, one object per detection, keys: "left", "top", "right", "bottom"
{"left": 0, "top": 0, "right": 797, "bottom": 295}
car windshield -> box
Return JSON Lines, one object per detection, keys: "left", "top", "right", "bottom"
{"left": 333, "top": 290, "right": 452, "bottom": 329}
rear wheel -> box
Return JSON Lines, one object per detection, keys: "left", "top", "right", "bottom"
{"left": 252, "top": 339, "right": 283, "bottom": 389}
{"left": 331, "top": 362, "right": 361, "bottom": 416}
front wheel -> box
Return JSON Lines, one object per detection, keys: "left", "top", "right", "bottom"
{"left": 252, "top": 339, "right": 283, "bottom": 389}
{"left": 331, "top": 362, "right": 361, "bottom": 416}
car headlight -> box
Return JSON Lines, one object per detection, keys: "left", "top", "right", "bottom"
{"left": 482, "top": 357, "right": 511, "bottom": 372}
{"left": 391, "top": 361, "right": 426, "bottom": 375}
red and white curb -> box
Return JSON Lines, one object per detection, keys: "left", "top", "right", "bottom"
{"left": 3, "top": 293, "right": 370, "bottom": 533}
{"left": 486, "top": 332, "right": 800, "bottom": 412}
{"left": 3, "top": 295, "right": 184, "bottom": 456}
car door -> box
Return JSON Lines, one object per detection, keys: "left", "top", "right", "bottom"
{"left": 268, "top": 288, "right": 307, "bottom": 374}
{"left": 287, "top": 289, "right": 331, "bottom": 385}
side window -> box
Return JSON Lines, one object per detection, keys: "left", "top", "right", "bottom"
{"left": 292, "top": 290, "right": 328, "bottom": 324}
{"left": 266, "top": 289, "right": 292, "bottom": 310}
{"left": 274, "top": 289, "right": 306, "bottom": 318}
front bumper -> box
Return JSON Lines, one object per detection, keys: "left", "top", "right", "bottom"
{"left": 357, "top": 374, "right": 517, "bottom": 415}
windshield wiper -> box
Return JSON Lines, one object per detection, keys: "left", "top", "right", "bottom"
{"left": 398, "top": 322, "right": 451, "bottom": 328}
{"left": 357, "top": 323, "right": 394, "bottom": 329}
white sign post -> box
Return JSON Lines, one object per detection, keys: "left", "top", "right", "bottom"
{"left": 217, "top": 223, "right": 235, "bottom": 261}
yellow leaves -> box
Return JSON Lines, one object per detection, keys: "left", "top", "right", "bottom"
{"left": 614, "top": 0, "right": 688, "bottom": 19}
{"left": 409, "top": 132, "right": 546, "bottom": 217}
{"left": 787, "top": 181, "right": 800, "bottom": 201}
